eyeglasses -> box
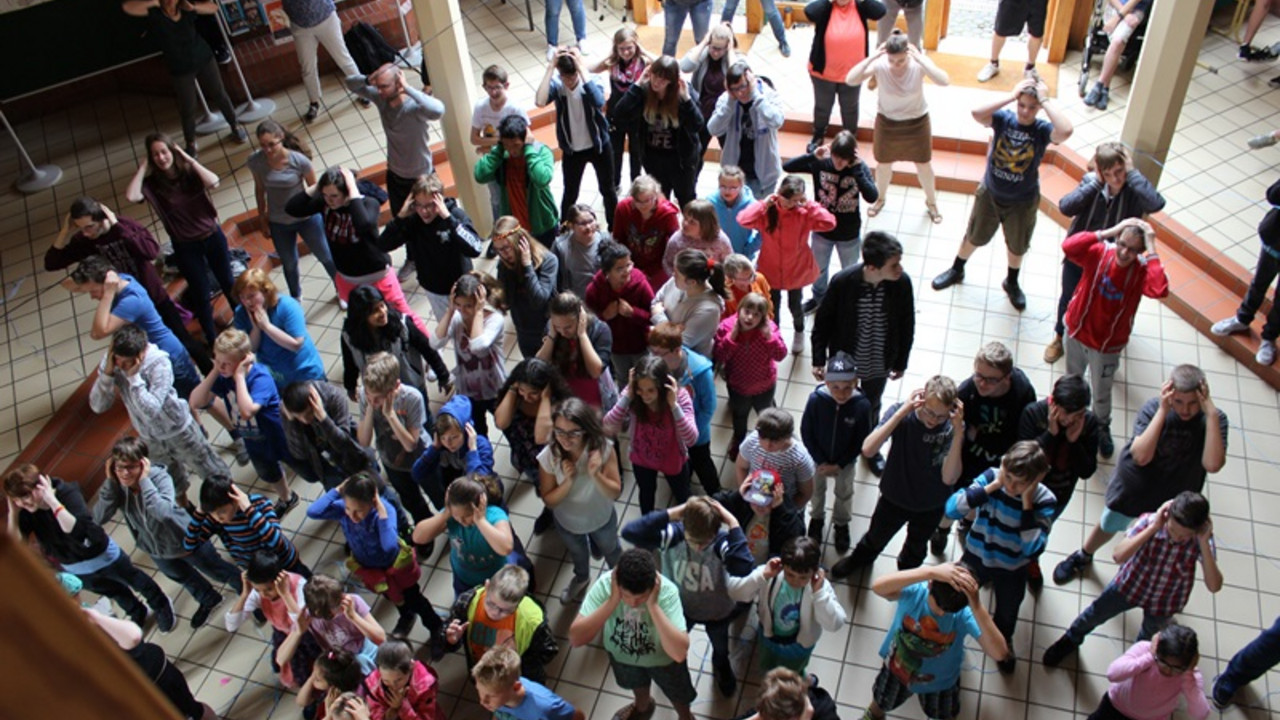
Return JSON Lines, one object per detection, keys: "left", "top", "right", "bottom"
{"left": 1155, "top": 657, "right": 1189, "bottom": 674}
{"left": 484, "top": 595, "right": 517, "bottom": 617}
{"left": 973, "top": 371, "right": 1008, "bottom": 386}
{"left": 917, "top": 406, "right": 949, "bottom": 422}
{"left": 573, "top": 218, "right": 596, "bottom": 226}
{"left": 553, "top": 428, "right": 585, "bottom": 439}
{"left": 728, "top": 82, "right": 751, "bottom": 95}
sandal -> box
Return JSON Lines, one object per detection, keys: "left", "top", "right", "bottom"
{"left": 926, "top": 201, "right": 943, "bottom": 224}
{"left": 867, "top": 198, "right": 885, "bottom": 218}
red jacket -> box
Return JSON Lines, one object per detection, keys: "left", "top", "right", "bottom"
{"left": 584, "top": 267, "right": 655, "bottom": 355}
{"left": 1063, "top": 231, "right": 1169, "bottom": 354}
{"left": 714, "top": 316, "right": 789, "bottom": 395}
{"left": 614, "top": 196, "right": 680, "bottom": 291}
{"left": 737, "top": 200, "right": 837, "bottom": 289}
{"left": 363, "top": 661, "right": 444, "bottom": 720}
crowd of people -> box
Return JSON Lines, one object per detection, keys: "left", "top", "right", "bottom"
{"left": 8, "top": 2, "right": 1280, "bottom": 720}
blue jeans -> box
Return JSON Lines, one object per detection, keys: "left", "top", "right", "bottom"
{"left": 79, "top": 550, "right": 171, "bottom": 622}
{"left": 1217, "top": 615, "right": 1280, "bottom": 698}
{"left": 722, "top": 0, "right": 787, "bottom": 43}
{"left": 153, "top": 542, "right": 242, "bottom": 607}
{"left": 663, "top": 0, "right": 714, "bottom": 56}
{"left": 170, "top": 227, "right": 236, "bottom": 343}
{"left": 554, "top": 509, "right": 623, "bottom": 581}
{"left": 1065, "top": 583, "right": 1171, "bottom": 645}
{"left": 811, "top": 233, "right": 862, "bottom": 302}
{"left": 545, "top": 0, "right": 587, "bottom": 46}
{"left": 269, "top": 215, "right": 336, "bottom": 299}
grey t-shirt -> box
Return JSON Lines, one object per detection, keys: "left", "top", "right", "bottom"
{"left": 1106, "top": 398, "right": 1230, "bottom": 517}
{"left": 347, "top": 80, "right": 444, "bottom": 178}
{"left": 360, "top": 385, "right": 428, "bottom": 471}
{"left": 537, "top": 443, "right": 616, "bottom": 534}
{"left": 552, "top": 231, "right": 604, "bottom": 298}
{"left": 247, "top": 150, "right": 314, "bottom": 224}
{"left": 880, "top": 403, "right": 957, "bottom": 510}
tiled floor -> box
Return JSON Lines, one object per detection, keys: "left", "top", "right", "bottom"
{"left": 3, "top": 1, "right": 1280, "bottom": 719}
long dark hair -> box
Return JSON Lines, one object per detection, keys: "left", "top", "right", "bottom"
{"left": 549, "top": 397, "right": 608, "bottom": 463}
{"left": 766, "top": 176, "right": 807, "bottom": 235}
{"left": 143, "top": 132, "right": 196, "bottom": 194}
{"left": 631, "top": 355, "right": 673, "bottom": 425}
{"left": 547, "top": 292, "right": 600, "bottom": 374}
{"left": 256, "top": 119, "right": 312, "bottom": 158}
{"left": 499, "top": 357, "right": 573, "bottom": 406}
{"left": 343, "top": 285, "right": 405, "bottom": 353}
{"left": 673, "top": 249, "right": 728, "bottom": 299}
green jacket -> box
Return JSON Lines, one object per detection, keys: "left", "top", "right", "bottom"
{"left": 449, "top": 585, "right": 559, "bottom": 683}
{"left": 474, "top": 140, "right": 558, "bottom": 237}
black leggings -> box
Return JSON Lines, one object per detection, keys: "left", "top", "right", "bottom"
{"left": 688, "top": 442, "right": 720, "bottom": 495}
{"left": 632, "top": 462, "right": 692, "bottom": 515}
{"left": 770, "top": 288, "right": 806, "bottom": 332}
{"left": 643, "top": 152, "right": 697, "bottom": 210}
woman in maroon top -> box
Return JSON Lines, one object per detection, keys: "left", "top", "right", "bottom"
{"left": 611, "top": 174, "right": 680, "bottom": 291}
{"left": 126, "top": 132, "right": 237, "bottom": 345}
{"left": 585, "top": 240, "right": 654, "bottom": 382}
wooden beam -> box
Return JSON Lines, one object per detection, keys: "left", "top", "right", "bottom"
{"left": 1043, "top": 0, "right": 1075, "bottom": 63}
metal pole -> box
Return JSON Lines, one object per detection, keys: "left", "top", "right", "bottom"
{"left": 214, "top": 8, "right": 275, "bottom": 122}
{"left": 0, "top": 110, "right": 62, "bottom": 193}
{"left": 194, "top": 82, "right": 229, "bottom": 135}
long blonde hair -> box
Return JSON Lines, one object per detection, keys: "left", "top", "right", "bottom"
{"left": 643, "top": 56, "right": 682, "bottom": 129}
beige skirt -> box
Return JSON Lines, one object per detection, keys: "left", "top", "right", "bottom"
{"left": 873, "top": 113, "right": 933, "bottom": 164}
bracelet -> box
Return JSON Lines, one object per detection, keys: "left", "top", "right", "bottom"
{"left": 53, "top": 505, "right": 66, "bottom": 516}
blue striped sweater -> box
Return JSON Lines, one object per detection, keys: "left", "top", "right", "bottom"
{"left": 945, "top": 469, "right": 1056, "bottom": 571}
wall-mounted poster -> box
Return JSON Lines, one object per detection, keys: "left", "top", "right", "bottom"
{"left": 264, "top": 0, "right": 292, "bottom": 44}
{"left": 220, "top": 0, "right": 268, "bottom": 36}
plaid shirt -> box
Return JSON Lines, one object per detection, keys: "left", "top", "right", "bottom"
{"left": 1112, "top": 513, "right": 1213, "bottom": 616}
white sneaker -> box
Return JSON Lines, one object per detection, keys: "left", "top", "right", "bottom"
{"left": 1210, "top": 317, "right": 1249, "bottom": 336}
{"left": 560, "top": 576, "right": 591, "bottom": 604}
{"left": 546, "top": 45, "right": 557, "bottom": 61}
{"left": 977, "top": 62, "right": 1000, "bottom": 82}
{"left": 792, "top": 330, "right": 805, "bottom": 355}
{"left": 338, "top": 296, "right": 348, "bottom": 311}
{"left": 1258, "top": 341, "right": 1277, "bottom": 365}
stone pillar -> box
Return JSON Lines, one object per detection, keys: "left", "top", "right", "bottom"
{"left": 412, "top": 0, "right": 492, "bottom": 234}
{"left": 1119, "top": 0, "right": 1214, "bottom": 186}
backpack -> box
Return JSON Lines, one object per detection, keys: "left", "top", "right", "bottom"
{"left": 343, "top": 21, "right": 430, "bottom": 84}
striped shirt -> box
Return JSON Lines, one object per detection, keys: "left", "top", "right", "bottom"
{"left": 853, "top": 281, "right": 887, "bottom": 380}
{"left": 1112, "top": 514, "right": 1211, "bottom": 617}
{"left": 184, "top": 493, "right": 298, "bottom": 569}
{"left": 946, "top": 468, "right": 1056, "bottom": 571}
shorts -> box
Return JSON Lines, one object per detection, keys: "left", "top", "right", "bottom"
{"left": 610, "top": 659, "right": 697, "bottom": 706}
{"left": 995, "top": 0, "right": 1048, "bottom": 37}
{"left": 964, "top": 183, "right": 1039, "bottom": 256}
{"left": 873, "top": 665, "right": 961, "bottom": 720}
{"left": 1099, "top": 506, "right": 1136, "bottom": 534}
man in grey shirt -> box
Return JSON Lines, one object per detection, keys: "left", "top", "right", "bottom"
{"left": 348, "top": 63, "right": 445, "bottom": 278}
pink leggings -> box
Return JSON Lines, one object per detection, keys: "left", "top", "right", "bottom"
{"left": 335, "top": 268, "right": 430, "bottom": 336}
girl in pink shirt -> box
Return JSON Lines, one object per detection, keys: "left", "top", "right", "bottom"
{"left": 715, "top": 292, "right": 789, "bottom": 449}
{"left": 1093, "top": 625, "right": 1210, "bottom": 720}
{"left": 603, "top": 355, "right": 698, "bottom": 514}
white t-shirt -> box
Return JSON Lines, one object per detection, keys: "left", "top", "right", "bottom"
{"left": 558, "top": 80, "right": 596, "bottom": 153}
{"left": 471, "top": 99, "right": 529, "bottom": 145}
{"left": 873, "top": 57, "right": 928, "bottom": 121}
{"left": 536, "top": 443, "right": 616, "bottom": 533}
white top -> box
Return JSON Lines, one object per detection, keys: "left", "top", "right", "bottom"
{"left": 537, "top": 443, "right": 616, "bottom": 534}
{"left": 471, "top": 99, "right": 529, "bottom": 142}
{"left": 873, "top": 58, "right": 928, "bottom": 121}
{"left": 560, "top": 81, "right": 596, "bottom": 153}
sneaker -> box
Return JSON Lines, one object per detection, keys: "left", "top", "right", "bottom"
{"left": 1259, "top": 340, "right": 1277, "bottom": 365}
{"left": 611, "top": 702, "right": 657, "bottom": 720}
{"left": 929, "top": 526, "right": 948, "bottom": 556}
{"left": 865, "top": 453, "right": 885, "bottom": 477}
{"left": 779, "top": 40, "right": 792, "bottom": 58}
{"left": 214, "top": 45, "right": 232, "bottom": 65}
{"left": 1026, "top": 559, "right": 1043, "bottom": 592}
{"left": 392, "top": 609, "right": 418, "bottom": 638}
{"left": 1002, "top": 279, "right": 1027, "bottom": 311}
{"left": 560, "top": 576, "right": 591, "bottom": 604}
{"left": 977, "top": 62, "right": 1000, "bottom": 82}
{"left": 232, "top": 438, "right": 250, "bottom": 466}
{"left": 1248, "top": 133, "right": 1279, "bottom": 149}
{"left": 996, "top": 654, "right": 1016, "bottom": 674}
{"left": 1095, "top": 86, "right": 1110, "bottom": 111}
{"left": 792, "top": 330, "right": 805, "bottom": 355}
{"left": 252, "top": 607, "right": 267, "bottom": 625}
{"left": 90, "top": 597, "right": 114, "bottom": 616}
{"left": 714, "top": 661, "right": 737, "bottom": 696}
{"left": 191, "top": 597, "right": 222, "bottom": 629}
{"left": 397, "top": 260, "right": 417, "bottom": 283}
{"left": 338, "top": 297, "right": 348, "bottom": 311}
{"left": 356, "top": 97, "right": 372, "bottom": 108}
{"left": 808, "top": 517, "right": 824, "bottom": 544}
{"left": 1052, "top": 549, "right": 1092, "bottom": 585}
{"left": 1098, "top": 425, "right": 1115, "bottom": 458}
{"left": 1042, "top": 634, "right": 1079, "bottom": 667}
{"left": 546, "top": 44, "right": 558, "bottom": 61}
{"left": 184, "top": 143, "right": 199, "bottom": 160}
{"left": 931, "top": 267, "right": 964, "bottom": 291}
{"left": 830, "top": 552, "right": 866, "bottom": 579}
{"left": 1083, "top": 81, "right": 1104, "bottom": 108}
{"left": 127, "top": 605, "right": 148, "bottom": 628}
{"left": 575, "top": 42, "right": 590, "bottom": 56}
{"left": 1211, "top": 679, "right": 1234, "bottom": 710}
{"left": 834, "top": 523, "right": 851, "bottom": 554}
{"left": 1044, "top": 334, "right": 1064, "bottom": 363}
{"left": 303, "top": 102, "right": 320, "bottom": 123}
{"left": 806, "top": 139, "right": 822, "bottom": 154}
{"left": 275, "top": 492, "right": 300, "bottom": 517}
{"left": 227, "top": 126, "right": 249, "bottom": 144}
{"left": 155, "top": 595, "right": 176, "bottom": 633}
{"left": 533, "top": 507, "right": 554, "bottom": 535}
{"left": 801, "top": 298, "right": 820, "bottom": 315}
{"left": 1212, "top": 317, "right": 1250, "bottom": 335}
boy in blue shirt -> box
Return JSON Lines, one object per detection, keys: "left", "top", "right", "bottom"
{"left": 472, "top": 645, "right": 583, "bottom": 720}
{"left": 944, "top": 439, "right": 1054, "bottom": 674}
{"left": 865, "top": 563, "right": 1008, "bottom": 720}
{"left": 189, "top": 328, "right": 299, "bottom": 512}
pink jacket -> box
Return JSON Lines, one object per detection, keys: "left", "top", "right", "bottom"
{"left": 714, "top": 316, "right": 789, "bottom": 395}
{"left": 363, "top": 661, "right": 445, "bottom": 720}
{"left": 1105, "top": 641, "right": 1210, "bottom": 720}
{"left": 604, "top": 387, "right": 699, "bottom": 475}
{"left": 737, "top": 200, "right": 837, "bottom": 289}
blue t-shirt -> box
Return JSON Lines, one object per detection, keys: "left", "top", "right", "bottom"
{"left": 983, "top": 109, "right": 1054, "bottom": 204}
{"left": 210, "top": 363, "right": 288, "bottom": 452}
{"left": 495, "top": 678, "right": 577, "bottom": 720}
{"left": 878, "top": 582, "right": 982, "bottom": 694}
{"left": 232, "top": 296, "right": 326, "bottom": 388}
{"left": 446, "top": 505, "right": 510, "bottom": 588}
{"left": 112, "top": 273, "right": 191, "bottom": 370}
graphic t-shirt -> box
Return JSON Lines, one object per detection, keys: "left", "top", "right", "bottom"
{"left": 771, "top": 581, "right": 803, "bottom": 638}
{"left": 308, "top": 594, "right": 373, "bottom": 654}
{"left": 647, "top": 124, "right": 677, "bottom": 157}
{"left": 956, "top": 368, "right": 1038, "bottom": 481}
{"left": 745, "top": 514, "right": 770, "bottom": 564}
{"left": 359, "top": 385, "right": 428, "bottom": 471}
{"left": 580, "top": 569, "right": 687, "bottom": 668}
{"left": 447, "top": 505, "right": 511, "bottom": 588}
{"left": 984, "top": 109, "right": 1054, "bottom": 204}
{"left": 467, "top": 588, "right": 517, "bottom": 661}
{"left": 472, "top": 100, "right": 529, "bottom": 146}
{"left": 210, "top": 363, "right": 286, "bottom": 449}
{"left": 738, "top": 99, "right": 757, "bottom": 181}
{"left": 879, "top": 404, "right": 955, "bottom": 510}
{"left": 878, "top": 582, "right": 982, "bottom": 694}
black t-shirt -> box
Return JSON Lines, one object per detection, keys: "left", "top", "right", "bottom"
{"left": 647, "top": 124, "right": 677, "bottom": 157}
{"left": 1105, "top": 398, "right": 1230, "bottom": 517}
{"left": 956, "top": 368, "right": 1038, "bottom": 482}
{"left": 880, "top": 403, "right": 957, "bottom": 509}
{"left": 147, "top": 8, "right": 213, "bottom": 76}
{"left": 738, "top": 100, "right": 758, "bottom": 181}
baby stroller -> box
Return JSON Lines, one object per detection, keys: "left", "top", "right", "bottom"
{"left": 1077, "top": 0, "right": 1150, "bottom": 96}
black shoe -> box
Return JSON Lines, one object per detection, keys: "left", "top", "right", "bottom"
{"left": 1271, "top": 74, "right": 1280, "bottom": 88}
{"left": 801, "top": 298, "right": 820, "bottom": 315}
{"left": 1026, "top": 560, "right": 1044, "bottom": 593}
{"left": 806, "top": 139, "right": 822, "bottom": 154}
{"left": 275, "top": 492, "right": 300, "bottom": 517}
{"left": 865, "top": 453, "right": 885, "bottom": 478}
{"left": 1042, "top": 635, "right": 1079, "bottom": 667}
{"left": 184, "top": 143, "right": 199, "bottom": 160}
{"left": 356, "top": 97, "right": 372, "bottom": 108}
{"left": 533, "top": 508, "right": 554, "bottom": 535}
{"left": 428, "top": 633, "right": 448, "bottom": 662}
{"left": 834, "top": 523, "right": 851, "bottom": 554}
{"left": 996, "top": 655, "right": 1016, "bottom": 674}
{"left": 252, "top": 607, "right": 267, "bottom": 626}
{"left": 1098, "top": 425, "right": 1115, "bottom": 458}
{"left": 929, "top": 527, "right": 948, "bottom": 556}
{"left": 393, "top": 610, "right": 418, "bottom": 638}
{"left": 128, "top": 606, "right": 148, "bottom": 628}
{"left": 1002, "top": 279, "right": 1027, "bottom": 311}
{"left": 415, "top": 540, "right": 436, "bottom": 563}
{"left": 191, "top": 598, "right": 221, "bottom": 629}
{"left": 155, "top": 596, "right": 176, "bottom": 633}
{"left": 931, "top": 267, "right": 964, "bottom": 291}
{"left": 1052, "top": 550, "right": 1092, "bottom": 585}
{"left": 807, "top": 517, "right": 823, "bottom": 544}
{"left": 714, "top": 661, "right": 737, "bottom": 696}
{"left": 830, "top": 552, "right": 865, "bottom": 579}
{"left": 1211, "top": 679, "right": 1234, "bottom": 710}
{"left": 303, "top": 102, "right": 320, "bottom": 123}
{"left": 214, "top": 45, "right": 232, "bottom": 65}
{"left": 227, "top": 126, "right": 249, "bottom": 145}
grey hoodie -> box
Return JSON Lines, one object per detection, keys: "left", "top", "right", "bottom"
{"left": 93, "top": 464, "right": 192, "bottom": 559}
{"left": 89, "top": 342, "right": 192, "bottom": 441}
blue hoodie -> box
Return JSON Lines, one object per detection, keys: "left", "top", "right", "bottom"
{"left": 307, "top": 487, "right": 400, "bottom": 569}
{"left": 411, "top": 395, "right": 496, "bottom": 484}
{"left": 677, "top": 347, "right": 717, "bottom": 447}
{"left": 707, "top": 185, "right": 760, "bottom": 258}
{"left": 800, "top": 384, "right": 874, "bottom": 468}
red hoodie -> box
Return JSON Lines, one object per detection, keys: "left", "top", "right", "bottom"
{"left": 585, "top": 267, "right": 655, "bottom": 355}
{"left": 614, "top": 195, "right": 680, "bottom": 290}
{"left": 1063, "top": 230, "right": 1169, "bottom": 353}
{"left": 363, "top": 661, "right": 444, "bottom": 720}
